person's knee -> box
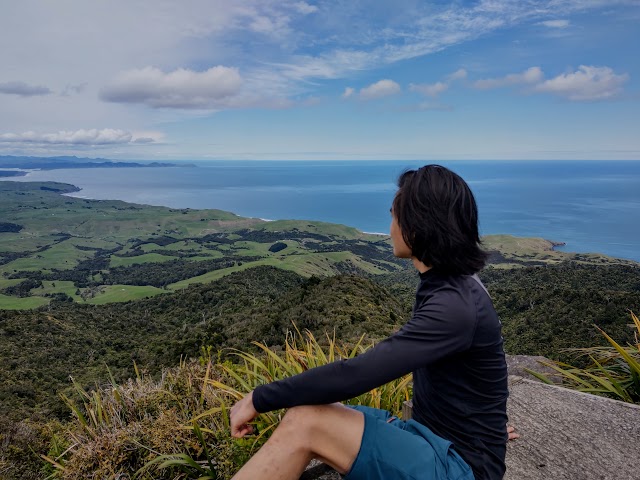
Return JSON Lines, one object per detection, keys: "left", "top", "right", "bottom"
{"left": 281, "top": 405, "right": 316, "bottom": 428}
{"left": 276, "top": 405, "right": 319, "bottom": 450}
{"left": 281, "top": 405, "right": 335, "bottom": 441}
{"left": 279, "top": 404, "right": 362, "bottom": 471}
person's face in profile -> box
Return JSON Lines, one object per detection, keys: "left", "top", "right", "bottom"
{"left": 390, "top": 211, "right": 411, "bottom": 259}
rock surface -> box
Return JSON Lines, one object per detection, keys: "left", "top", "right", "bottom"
{"left": 505, "top": 375, "right": 640, "bottom": 480}
{"left": 300, "top": 460, "right": 340, "bottom": 480}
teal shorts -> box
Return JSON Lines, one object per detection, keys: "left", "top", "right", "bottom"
{"left": 344, "top": 406, "right": 474, "bottom": 480}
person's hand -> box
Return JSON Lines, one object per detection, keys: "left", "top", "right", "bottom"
{"left": 230, "top": 390, "right": 259, "bottom": 438}
{"left": 507, "top": 425, "right": 520, "bottom": 441}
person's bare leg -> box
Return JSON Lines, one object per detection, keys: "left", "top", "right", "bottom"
{"left": 231, "top": 403, "right": 364, "bottom": 480}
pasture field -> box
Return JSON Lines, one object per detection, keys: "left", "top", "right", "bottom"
{"left": 37, "top": 280, "right": 82, "bottom": 299}
{"left": 0, "top": 278, "right": 23, "bottom": 289}
{"left": 109, "top": 253, "right": 181, "bottom": 268}
{"left": 0, "top": 294, "right": 49, "bottom": 309}
{"left": 85, "top": 285, "right": 167, "bottom": 304}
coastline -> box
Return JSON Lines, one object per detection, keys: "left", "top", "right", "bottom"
{"left": 547, "top": 240, "right": 567, "bottom": 251}
{"left": 0, "top": 155, "right": 187, "bottom": 170}
{"left": 0, "top": 169, "right": 28, "bottom": 178}
{"left": 3, "top": 167, "right": 639, "bottom": 263}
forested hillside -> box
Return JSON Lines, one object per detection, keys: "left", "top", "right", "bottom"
{"left": 374, "top": 263, "right": 640, "bottom": 360}
{"left": 1, "top": 267, "right": 406, "bottom": 422}
{"left": 2, "top": 263, "right": 639, "bottom": 425}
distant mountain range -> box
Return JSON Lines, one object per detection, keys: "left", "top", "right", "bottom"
{"left": 0, "top": 155, "right": 189, "bottom": 170}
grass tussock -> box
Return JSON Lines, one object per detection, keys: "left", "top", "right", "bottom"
{"left": 529, "top": 311, "right": 640, "bottom": 404}
{"left": 45, "top": 361, "right": 254, "bottom": 479}
{"left": 0, "top": 419, "right": 61, "bottom": 480}
{"left": 44, "top": 328, "right": 412, "bottom": 479}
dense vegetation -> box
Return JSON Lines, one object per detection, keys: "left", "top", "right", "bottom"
{"left": 374, "top": 262, "right": 640, "bottom": 361}
{"left": 0, "top": 267, "right": 302, "bottom": 422}
{"left": 484, "top": 264, "right": 640, "bottom": 356}
{"left": 0, "top": 267, "right": 409, "bottom": 479}
{"left": 2, "top": 262, "right": 638, "bottom": 428}
{"left": 0, "top": 222, "right": 22, "bottom": 232}
{"left": 0, "top": 266, "right": 408, "bottom": 422}
{"left": 103, "top": 256, "right": 263, "bottom": 287}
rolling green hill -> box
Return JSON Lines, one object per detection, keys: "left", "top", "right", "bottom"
{"left": 0, "top": 181, "right": 404, "bottom": 308}
{"left": 1, "top": 181, "right": 635, "bottom": 309}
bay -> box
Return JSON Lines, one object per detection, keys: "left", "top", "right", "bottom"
{"left": 12, "top": 160, "right": 640, "bottom": 262}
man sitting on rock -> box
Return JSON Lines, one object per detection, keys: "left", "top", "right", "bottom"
{"left": 230, "top": 165, "right": 518, "bottom": 480}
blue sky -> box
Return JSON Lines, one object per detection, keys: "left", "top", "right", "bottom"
{"left": 0, "top": 0, "right": 639, "bottom": 160}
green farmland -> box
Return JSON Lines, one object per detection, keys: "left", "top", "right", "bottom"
{"left": 1, "top": 180, "right": 636, "bottom": 309}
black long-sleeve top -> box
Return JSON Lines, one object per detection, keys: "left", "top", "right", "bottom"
{"left": 252, "top": 269, "right": 509, "bottom": 480}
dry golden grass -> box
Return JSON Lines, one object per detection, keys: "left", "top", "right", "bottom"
{"left": 44, "top": 328, "right": 412, "bottom": 479}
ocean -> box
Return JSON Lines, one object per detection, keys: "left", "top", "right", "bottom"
{"left": 12, "top": 160, "right": 640, "bottom": 262}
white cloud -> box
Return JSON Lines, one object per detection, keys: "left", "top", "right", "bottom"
{"left": 100, "top": 66, "right": 243, "bottom": 109}
{"left": 268, "top": 1, "right": 632, "bottom": 86}
{"left": 473, "top": 67, "right": 543, "bottom": 89}
{"left": 0, "top": 128, "right": 159, "bottom": 146}
{"left": 0, "top": 1, "right": 322, "bottom": 133}
{"left": 534, "top": 65, "right": 629, "bottom": 101}
{"left": 131, "top": 130, "right": 165, "bottom": 143}
{"left": 132, "top": 137, "right": 155, "bottom": 144}
{"left": 447, "top": 69, "right": 468, "bottom": 81}
{"left": 292, "top": 2, "right": 318, "bottom": 15}
{"left": 539, "top": 19, "right": 570, "bottom": 28}
{"left": 0, "top": 81, "right": 52, "bottom": 97}
{"left": 409, "top": 69, "right": 467, "bottom": 98}
{"left": 342, "top": 87, "right": 355, "bottom": 99}
{"left": 471, "top": 65, "right": 629, "bottom": 101}
{"left": 409, "top": 81, "right": 449, "bottom": 97}
{"left": 249, "top": 15, "right": 289, "bottom": 36}
{"left": 359, "top": 79, "right": 401, "bottom": 100}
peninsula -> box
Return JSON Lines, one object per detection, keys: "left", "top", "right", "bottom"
{"left": 0, "top": 155, "right": 189, "bottom": 171}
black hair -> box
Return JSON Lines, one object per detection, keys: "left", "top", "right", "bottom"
{"left": 392, "top": 164, "right": 488, "bottom": 275}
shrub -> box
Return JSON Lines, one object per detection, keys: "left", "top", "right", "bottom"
{"left": 268, "top": 242, "right": 287, "bottom": 253}
{"left": 0, "top": 418, "right": 61, "bottom": 480}
{"left": 529, "top": 311, "right": 640, "bottom": 404}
